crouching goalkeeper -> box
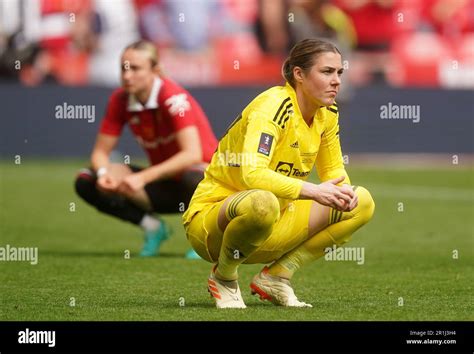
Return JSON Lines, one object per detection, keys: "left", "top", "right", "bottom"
{"left": 183, "top": 39, "right": 375, "bottom": 308}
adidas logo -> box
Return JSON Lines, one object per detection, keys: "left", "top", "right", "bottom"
{"left": 290, "top": 141, "right": 299, "bottom": 148}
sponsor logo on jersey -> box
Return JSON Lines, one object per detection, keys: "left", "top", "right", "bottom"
{"left": 136, "top": 134, "right": 176, "bottom": 149}
{"left": 275, "top": 161, "right": 293, "bottom": 176}
{"left": 292, "top": 168, "right": 310, "bottom": 177}
{"left": 275, "top": 161, "right": 310, "bottom": 177}
{"left": 257, "top": 133, "right": 274, "bottom": 156}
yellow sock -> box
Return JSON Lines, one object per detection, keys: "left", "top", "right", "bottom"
{"left": 216, "top": 190, "right": 280, "bottom": 281}
{"left": 268, "top": 186, "right": 375, "bottom": 279}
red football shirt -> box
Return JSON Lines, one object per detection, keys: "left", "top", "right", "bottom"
{"left": 99, "top": 77, "right": 217, "bottom": 166}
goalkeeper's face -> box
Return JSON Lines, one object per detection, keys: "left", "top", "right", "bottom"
{"left": 120, "top": 49, "right": 156, "bottom": 95}
{"left": 298, "top": 51, "right": 343, "bottom": 107}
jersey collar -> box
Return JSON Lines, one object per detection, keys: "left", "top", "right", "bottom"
{"left": 127, "top": 77, "right": 163, "bottom": 112}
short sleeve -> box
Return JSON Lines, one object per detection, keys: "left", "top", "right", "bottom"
{"left": 99, "top": 90, "right": 126, "bottom": 136}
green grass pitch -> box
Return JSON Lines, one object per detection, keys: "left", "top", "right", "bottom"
{"left": 1, "top": 160, "right": 473, "bottom": 321}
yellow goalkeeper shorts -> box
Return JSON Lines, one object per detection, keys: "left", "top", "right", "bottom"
{"left": 185, "top": 198, "right": 313, "bottom": 264}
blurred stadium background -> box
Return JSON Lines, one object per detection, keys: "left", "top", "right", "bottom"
{"left": 0, "top": 0, "right": 473, "bottom": 321}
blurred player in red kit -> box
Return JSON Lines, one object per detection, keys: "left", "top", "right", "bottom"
{"left": 75, "top": 40, "right": 217, "bottom": 258}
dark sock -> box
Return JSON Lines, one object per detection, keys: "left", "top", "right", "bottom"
{"left": 74, "top": 172, "right": 145, "bottom": 225}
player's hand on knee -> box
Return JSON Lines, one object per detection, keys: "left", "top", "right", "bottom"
{"left": 338, "top": 194, "right": 358, "bottom": 212}
{"left": 97, "top": 175, "right": 118, "bottom": 193}
{"left": 347, "top": 192, "right": 358, "bottom": 211}
{"left": 314, "top": 176, "right": 354, "bottom": 211}
{"left": 117, "top": 173, "right": 145, "bottom": 196}
{"left": 339, "top": 184, "right": 358, "bottom": 212}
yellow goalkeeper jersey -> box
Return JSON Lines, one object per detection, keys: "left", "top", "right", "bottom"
{"left": 183, "top": 82, "right": 350, "bottom": 225}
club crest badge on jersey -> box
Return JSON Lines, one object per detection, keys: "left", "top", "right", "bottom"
{"left": 129, "top": 115, "right": 140, "bottom": 125}
{"left": 258, "top": 133, "right": 273, "bottom": 156}
{"left": 165, "top": 93, "right": 190, "bottom": 116}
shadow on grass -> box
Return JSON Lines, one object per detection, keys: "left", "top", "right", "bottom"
{"left": 170, "top": 301, "right": 277, "bottom": 310}
{"left": 39, "top": 250, "right": 187, "bottom": 259}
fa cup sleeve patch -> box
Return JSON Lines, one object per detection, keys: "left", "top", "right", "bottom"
{"left": 257, "top": 133, "right": 274, "bottom": 156}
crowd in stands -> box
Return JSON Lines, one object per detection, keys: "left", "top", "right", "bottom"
{"left": 0, "top": 0, "right": 472, "bottom": 88}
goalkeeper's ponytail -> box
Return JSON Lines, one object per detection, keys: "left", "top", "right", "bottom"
{"left": 282, "top": 58, "right": 293, "bottom": 87}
